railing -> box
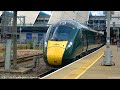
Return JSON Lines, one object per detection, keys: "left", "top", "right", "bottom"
{"left": 18, "top": 23, "right": 52, "bottom": 26}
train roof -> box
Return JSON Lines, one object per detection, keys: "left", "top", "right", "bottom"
{"left": 58, "top": 19, "right": 104, "bottom": 34}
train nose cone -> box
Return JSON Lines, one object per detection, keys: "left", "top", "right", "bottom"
{"left": 47, "top": 47, "right": 64, "bottom": 65}
{"left": 47, "top": 41, "right": 68, "bottom": 65}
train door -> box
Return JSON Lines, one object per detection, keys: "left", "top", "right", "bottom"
{"left": 82, "top": 28, "right": 88, "bottom": 52}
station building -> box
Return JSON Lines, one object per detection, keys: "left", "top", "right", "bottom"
{"left": 87, "top": 12, "right": 106, "bottom": 31}
{"left": 87, "top": 12, "right": 107, "bottom": 41}
{"left": 109, "top": 11, "right": 120, "bottom": 41}
{"left": 88, "top": 11, "right": 120, "bottom": 44}
{"left": 0, "top": 11, "right": 50, "bottom": 44}
{"left": 17, "top": 11, "right": 50, "bottom": 44}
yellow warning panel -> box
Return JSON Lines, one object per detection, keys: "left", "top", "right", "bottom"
{"left": 47, "top": 40, "right": 68, "bottom": 65}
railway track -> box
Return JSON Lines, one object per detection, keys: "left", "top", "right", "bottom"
{"left": 0, "top": 54, "right": 43, "bottom": 67}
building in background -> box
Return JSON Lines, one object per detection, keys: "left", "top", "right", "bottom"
{"left": 17, "top": 11, "right": 50, "bottom": 44}
{"left": 90, "top": 11, "right": 120, "bottom": 45}
{"left": 87, "top": 12, "right": 106, "bottom": 31}
{"left": 109, "top": 11, "right": 120, "bottom": 44}
{"left": 0, "top": 11, "right": 50, "bottom": 44}
{"left": 34, "top": 12, "right": 50, "bottom": 25}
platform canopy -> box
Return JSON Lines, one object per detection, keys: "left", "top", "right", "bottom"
{"left": 48, "top": 11, "right": 89, "bottom": 25}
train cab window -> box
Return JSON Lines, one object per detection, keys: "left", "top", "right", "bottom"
{"left": 48, "top": 25, "right": 77, "bottom": 41}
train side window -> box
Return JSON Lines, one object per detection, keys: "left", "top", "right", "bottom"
{"left": 78, "top": 30, "right": 82, "bottom": 40}
{"left": 79, "top": 29, "right": 83, "bottom": 39}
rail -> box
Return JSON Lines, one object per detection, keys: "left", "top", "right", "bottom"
{"left": 0, "top": 54, "right": 43, "bottom": 67}
{"left": 37, "top": 69, "right": 55, "bottom": 78}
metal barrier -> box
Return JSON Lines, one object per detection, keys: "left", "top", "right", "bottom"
{"left": 33, "top": 55, "right": 40, "bottom": 68}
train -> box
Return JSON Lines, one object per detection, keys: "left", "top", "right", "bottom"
{"left": 43, "top": 20, "right": 105, "bottom": 69}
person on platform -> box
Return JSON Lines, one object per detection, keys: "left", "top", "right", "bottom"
{"left": 113, "top": 37, "right": 117, "bottom": 45}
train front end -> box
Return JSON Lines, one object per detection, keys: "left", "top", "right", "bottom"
{"left": 43, "top": 20, "right": 78, "bottom": 68}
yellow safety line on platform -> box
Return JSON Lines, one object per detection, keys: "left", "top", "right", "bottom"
{"left": 75, "top": 53, "right": 104, "bottom": 79}
{"left": 63, "top": 49, "right": 104, "bottom": 79}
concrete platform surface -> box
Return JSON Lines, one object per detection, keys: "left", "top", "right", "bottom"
{"left": 79, "top": 45, "right": 120, "bottom": 79}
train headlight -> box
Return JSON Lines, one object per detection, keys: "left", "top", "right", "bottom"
{"left": 44, "top": 41, "right": 47, "bottom": 52}
{"left": 66, "top": 42, "right": 72, "bottom": 49}
{"left": 45, "top": 42, "right": 47, "bottom": 47}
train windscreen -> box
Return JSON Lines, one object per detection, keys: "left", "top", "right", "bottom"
{"left": 48, "top": 25, "right": 77, "bottom": 41}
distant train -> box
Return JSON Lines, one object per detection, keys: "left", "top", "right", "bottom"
{"left": 43, "top": 20, "right": 105, "bottom": 69}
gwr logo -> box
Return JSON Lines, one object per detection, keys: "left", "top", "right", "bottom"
{"left": 54, "top": 43, "right": 59, "bottom": 45}
{"left": 54, "top": 60, "right": 57, "bottom": 63}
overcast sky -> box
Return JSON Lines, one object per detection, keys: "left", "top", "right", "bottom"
{"left": 41, "top": 11, "right": 104, "bottom": 16}
{"left": 91, "top": 11, "right": 104, "bottom": 16}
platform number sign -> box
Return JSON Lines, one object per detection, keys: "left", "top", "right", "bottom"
{"left": 38, "top": 33, "right": 43, "bottom": 41}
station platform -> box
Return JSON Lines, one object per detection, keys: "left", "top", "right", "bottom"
{"left": 41, "top": 45, "right": 120, "bottom": 79}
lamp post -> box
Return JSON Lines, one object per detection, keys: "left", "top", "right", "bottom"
{"left": 11, "top": 11, "right": 19, "bottom": 69}
{"left": 20, "top": 27, "right": 22, "bottom": 44}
